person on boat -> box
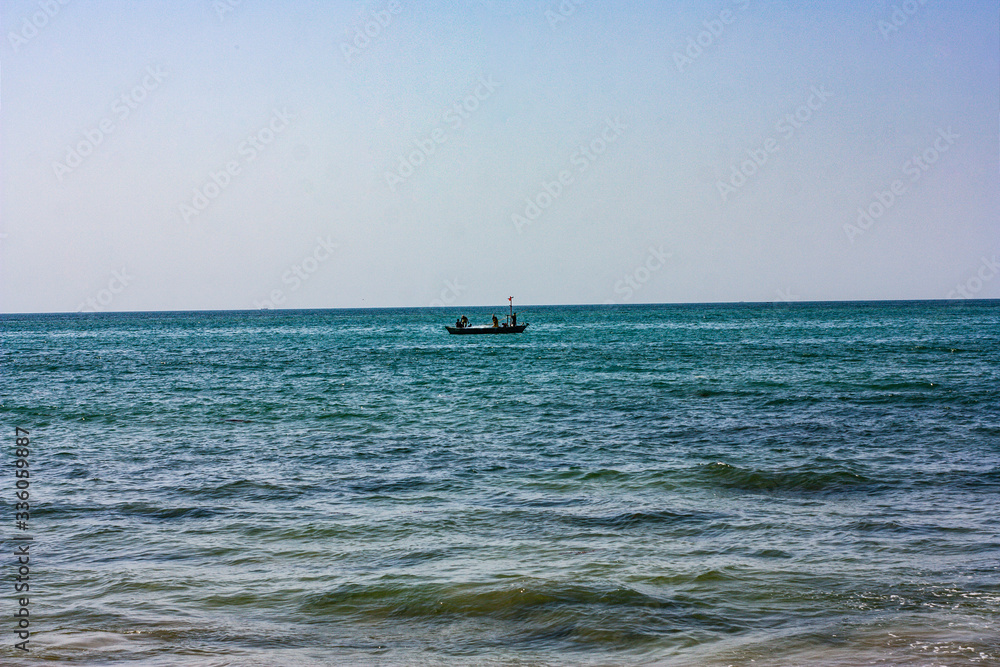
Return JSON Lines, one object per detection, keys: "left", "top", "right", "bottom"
{"left": 460, "top": 315, "right": 469, "bottom": 328}
{"left": 492, "top": 314, "right": 499, "bottom": 328}
{"left": 455, "top": 318, "right": 463, "bottom": 328}
{"left": 511, "top": 312, "right": 517, "bottom": 326}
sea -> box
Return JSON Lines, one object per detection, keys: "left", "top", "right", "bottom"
{"left": 1, "top": 301, "right": 998, "bottom": 666}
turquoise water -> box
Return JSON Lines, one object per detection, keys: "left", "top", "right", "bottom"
{"left": 2, "top": 301, "right": 999, "bottom": 665}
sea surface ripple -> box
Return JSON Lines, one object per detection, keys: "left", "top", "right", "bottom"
{"left": 1, "top": 301, "right": 998, "bottom": 665}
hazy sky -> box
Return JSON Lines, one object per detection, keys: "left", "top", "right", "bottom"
{"left": 2, "top": 0, "right": 997, "bottom": 312}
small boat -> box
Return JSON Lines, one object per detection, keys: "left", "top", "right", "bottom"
{"left": 446, "top": 323, "right": 528, "bottom": 335}
{"left": 446, "top": 297, "right": 528, "bottom": 335}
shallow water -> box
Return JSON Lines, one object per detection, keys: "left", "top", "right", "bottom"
{"left": 2, "top": 301, "right": 998, "bottom": 665}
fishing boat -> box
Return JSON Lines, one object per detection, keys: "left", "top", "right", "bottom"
{"left": 446, "top": 297, "right": 528, "bottom": 334}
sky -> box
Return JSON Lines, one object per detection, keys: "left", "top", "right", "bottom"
{"left": 1, "top": 0, "right": 997, "bottom": 312}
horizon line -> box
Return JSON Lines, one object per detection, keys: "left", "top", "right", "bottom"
{"left": 2, "top": 297, "right": 997, "bottom": 317}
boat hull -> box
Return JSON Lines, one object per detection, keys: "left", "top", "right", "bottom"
{"left": 446, "top": 324, "right": 528, "bottom": 335}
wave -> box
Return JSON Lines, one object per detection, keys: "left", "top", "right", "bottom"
{"left": 174, "top": 478, "right": 309, "bottom": 501}
{"left": 698, "top": 462, "right": 871, "bottom": 494}
{"left": 111, "top": 502, "right": 217, "bottom": 520}
{"left": 557, "top": 508, "right": 725, "bottom": 530}
{"left": 296, "top": 579, "right": 744, "bottom": 643}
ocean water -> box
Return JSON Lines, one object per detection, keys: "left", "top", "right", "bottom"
{"left": 2, "top": 301, "right": 999, "bottom": 666}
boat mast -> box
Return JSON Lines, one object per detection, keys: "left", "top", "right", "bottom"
{"left": 508, "top": 296, "right": 513, "bottom": 325}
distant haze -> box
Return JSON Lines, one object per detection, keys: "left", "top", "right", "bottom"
{"left": 2, "top": 0, "right": 998, "bottom": 312}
